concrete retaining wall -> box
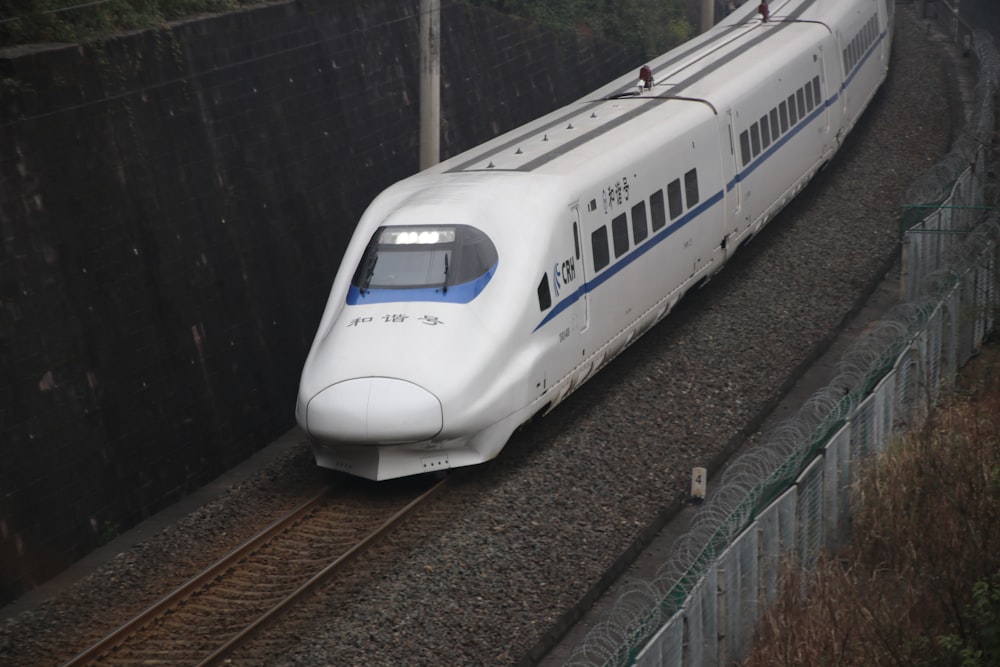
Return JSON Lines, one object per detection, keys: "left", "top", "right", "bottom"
{"left": 0, "top": 0, "right": 638, "bottom": 601}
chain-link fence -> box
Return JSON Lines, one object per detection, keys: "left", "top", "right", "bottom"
{"left": 563, "top": 20, "right": 1000, "bottom": 667}
{"left": 901, "top": 26, "right": 1000, "bottom": 299}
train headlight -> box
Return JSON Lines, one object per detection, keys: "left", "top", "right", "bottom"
{"left": 381, "top": 227, "right": 456, "bottom": 245}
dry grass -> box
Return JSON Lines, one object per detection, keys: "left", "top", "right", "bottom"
{"left": 742, "top": 340, "right": 1000, "bottom": 667}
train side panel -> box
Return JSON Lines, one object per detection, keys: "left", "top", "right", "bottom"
{"left": 833, "top": 0, "right": 892, "bottom": 138}
{"left": 708, "top": 22, "right": 836, "bottom": 246}
{"left": 539, "top": 106, "right": 726, "bottom": 407}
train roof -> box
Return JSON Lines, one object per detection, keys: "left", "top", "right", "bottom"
{"left": 423, "top": 0, "right": 847, "bottom": 179}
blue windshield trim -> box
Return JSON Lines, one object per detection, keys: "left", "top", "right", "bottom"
{"left": 346, "top": 264, "right": 498, "bottom": 305}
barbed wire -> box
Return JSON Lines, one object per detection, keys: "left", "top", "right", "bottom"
{"left": 565, "top": 26, "right": 1000, "bottom": 667}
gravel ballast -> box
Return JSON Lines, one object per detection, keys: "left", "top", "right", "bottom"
{"left": 0, "top": 5, "right": 963, "bottom": 665}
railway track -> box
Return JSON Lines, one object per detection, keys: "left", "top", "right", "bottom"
{"left": 62, "top": 476, "right": 448, "bottom": 666}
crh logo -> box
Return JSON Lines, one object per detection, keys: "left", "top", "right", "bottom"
{"left": 553, "top": 256, "right": 576, "bottom": 298}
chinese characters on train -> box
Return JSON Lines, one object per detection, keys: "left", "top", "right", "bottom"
{"left": 347, "top": 315, "right": 445, "bottom": 327}
{"left": 601, "top": 174, "right": 638, "bottom": 214}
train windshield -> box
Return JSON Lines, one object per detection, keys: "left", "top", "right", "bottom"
{"left": 347, "top": 224, "right": 498, "bottom": 304}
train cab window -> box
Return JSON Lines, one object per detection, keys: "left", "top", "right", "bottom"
{"left": 759, "top": 114, "right": 771, "bottom": 150}
{"left": 770, "top": 109, "right": 780, "bottom": 139}
{"left": 667, "top": 179, "right": 683, "bottom": 219}
{"left": 592, "top": 226, "right": 610, "bottom": 272}
{"left": 348, "top": 224, "right": 498, "bottom": 304}
{"left": 537, "top": 274, "right": 551, "bottom": 311}
{"left": 612, "top": 213, "right": 629, "bottom": 258}
{"left": 684, "top": 169, "right": 700, "bottom": 208}
{"left": 787, "top": 94, "right": 798, "bottom": 125}
{"left": 650, "top": 190, "right": 667, "bottom": 232}
{"left": 750, "top": 123, "right": 761, "bottom": 157}
{"left": 812, "top": 77, "right": 822, "bottom": 105}
{"left": 779, "top": 101, "right": 789, "bottom": 134}
{"left": 739, "top": 131, "right": 751, "bottom": 167}
{"left": 796, "top": 88, "right": 806, "bottom": 119}
{"left": 804, "top": 82, "right": 814, "bottom": 112}
{"left": 631, "top": 201, "right": 648, "bottom": 244}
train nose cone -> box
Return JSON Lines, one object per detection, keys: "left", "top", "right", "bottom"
{"left": 305, "top": 378, "right": 442, "bottom": 443}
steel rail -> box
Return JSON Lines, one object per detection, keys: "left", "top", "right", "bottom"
{"left": 62, "top": 486, "right": 332, "bottom": 667}
{"left": 198, "top": 477, "right": 449, "bottom": 665}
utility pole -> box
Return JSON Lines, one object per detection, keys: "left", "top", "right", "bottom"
{"left": 701, "top": 0, "right": 714, "bottom": 33}
{"left": 420, "top": 0, "right": 440, "bottom": 169}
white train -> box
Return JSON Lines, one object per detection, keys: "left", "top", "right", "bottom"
{"left": 296, "top": 0, "right": 894, "bottom": 480}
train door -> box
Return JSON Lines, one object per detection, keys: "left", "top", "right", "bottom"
{"left": 541, "top": 205, "right": 591, "bottom": 409}
{"left": 568, "top": 205, "right": 589, "bottom": 334}
{"left": 722, "top": 107, "right": 748, "bottom": 251}
{"left": 815, "top": 45, "right": 835, "bottom": 159}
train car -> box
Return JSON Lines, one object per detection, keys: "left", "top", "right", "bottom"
{"left": 295, "top": 0, "right": 894, "bottom": 480}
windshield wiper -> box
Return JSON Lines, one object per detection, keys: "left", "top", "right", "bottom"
{"left": 360, "top": 253, "right": 377, "bottom": 294}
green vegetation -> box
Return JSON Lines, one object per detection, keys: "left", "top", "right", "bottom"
{"left": 464, "top": 0, "right": 692, "bottom": 58}
{"left": 95, "top": 520, "right": 121, "bottom": 547}
{"left": 938, "top": 573, "right": 1000, "bottom": 667}
{"left": 742, "top": 339, "right": 1000, "bottom": 667}
{"left": 0, "top": 0, "right": 281, "bottom": 48}
{"left": 0, "top": 0, "right": 692, "bottom": 57}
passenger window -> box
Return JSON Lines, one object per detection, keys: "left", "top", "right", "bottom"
{"left": 667, "top": 179, "right": 683, "bottom": 219}
{"left": 572, "top": 221, "right": 580, "bottom": 260}
{"left": 739, "top": 130, "right": 751, "bottom": 167}
{"left": 650, "top": 190, "right": 667, "bottom": 231}
{"left": 787, "top": 93, "right": 798, "bottom": 125}
{"left": 750, "top": 122, "right": 761, "bottom": 157}
{"left": 537, "top": 274, "right": 551, "bottom": 311}
{"left": 759, "top": 114, "right": 771, "bottom": 150}
{"left": 796, "top": 88, "right": 806, "bottom": 118}
{"left": 770, "top": 109, "right": 780, "bottom": 138}
{"left": 592, "top": 226, "right": 610, "bottom": 272}
{"left": 631, "top": 201, "right": 648, "bottom": 244}
{"left": 805, "top": 83, "right": 814, "bottom": 112}
{"left": 612, "top": 213, "right": 629, "bottom": 258}
{"left": 779, "top": 101, "right": 789, "bottom": 133}
{"left": 684, "top": 169, "right": 699, "bottom": 208}
{"left": 812, "top": 77, "right": 821, "bottom": 105}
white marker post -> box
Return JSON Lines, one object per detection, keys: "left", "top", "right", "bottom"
{"left": 691, "top": 466, "right": 707, "bottom": 502}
